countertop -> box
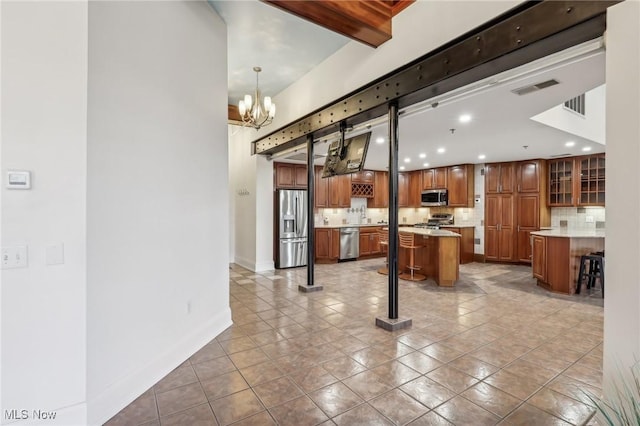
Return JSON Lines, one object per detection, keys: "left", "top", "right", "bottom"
{"left": 530, "top": 229, "right": 605, "bottom": 238}
{"left": 398, "top": 226, "right": 461, "bottom": 237}
{"left": 314, "top": 223, "right": 389, "bottom": 229}
{"left": 440, "top": 225, "right": 475, "bottom": 229}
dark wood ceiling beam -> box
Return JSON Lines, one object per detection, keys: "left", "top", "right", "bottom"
{"left": 263, "top": 0, "right": 397, "bottom": 48}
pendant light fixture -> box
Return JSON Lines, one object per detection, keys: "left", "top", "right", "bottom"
{"left": 238, "top": 66, "right": 276, "bottom": 130}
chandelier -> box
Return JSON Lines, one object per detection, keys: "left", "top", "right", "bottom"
{"left": 238, "top": 66, "right": 276, "bottom": 130}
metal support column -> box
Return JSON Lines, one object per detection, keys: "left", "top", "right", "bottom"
{"left": 376, "top": 102, "right": 411, "bottom": 330}
{"left": 299, "top": 134, "right": 323, "bottom": 293}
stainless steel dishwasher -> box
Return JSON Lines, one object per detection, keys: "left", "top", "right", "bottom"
{"left": 339, "top": 227, "right": 359, "bottom": 260}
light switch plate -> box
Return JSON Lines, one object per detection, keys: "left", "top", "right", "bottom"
{"left": 6, "top": 170, "right": 31, "bottom": 189}
{"left": 1, "top": 246, "right": 28, "bottom": 269}
{"left": 46, "top": 244, "right": 64, "bottom": 265}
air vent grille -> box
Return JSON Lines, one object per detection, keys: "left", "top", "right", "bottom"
{"left": 564, "top": 93, "right": 586, "bottom": 116}
{"left": 511, "top": 79, "right": 560, "bottom": 96}
{"left": 286, "top": 153, "right": 326, "bottom": 162}
{"left": 549, "top": 153, "right": 572, "bottom": 158}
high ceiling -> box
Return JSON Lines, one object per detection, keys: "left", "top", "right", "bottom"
{"left": 210, "top": 1, "right": 606, "bottom": 171}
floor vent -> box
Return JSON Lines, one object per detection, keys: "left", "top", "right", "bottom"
{"left": 511, "top": 79, "right": 559, "bottom": 96}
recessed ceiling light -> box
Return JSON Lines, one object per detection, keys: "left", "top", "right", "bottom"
{"left": 423, "top": 162, "right": 430, "bottom": 167}
{"left": 437, "top": 148, "right": 445, "bottom": 154}
{"left": 376, "top": 137, "right": 384, "bottom": 144}
{"left": 404, "top": 157, "right": 411, "bottom": 163}
{"left": 582, "top": 146, "right": 592, "bottom": 152}
{"left": 399, "top": 166, "right": 406, "bottom": 171}
{"left": 419, "top": 153, "right": 426, "bottom": 159}
{"left": 459, "top": 114, "right": 472, "bottom": 123}
{"left": 478, "top": 154, "right": 486, "bottom": 160}
{"left": 565, "top": 141, "right": 575, "bottom": 147}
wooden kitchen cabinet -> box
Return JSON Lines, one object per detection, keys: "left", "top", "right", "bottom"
{"left": 408, "top": 170, "right": 422, "bottom": 207}
{"left": 531, "top": 235, "right": 546, "bottom": 281}
{"left": 274, "top": 162, "right": 307, "bottom": 189}
{"left": 447, "top": 227, "right": 474, "bottom": 264}
{"left": 422, "top": 168, "right": 447, "bottom": 190}
{"left": 351, "top": 170, "right": 375, "bottom": 184}
{"left": 328, "top": 174, "right": 351, "bottom": 208}
{"left": 548, "top": 154, "right": 605, "bottom": 207}
{"left": 315, "top": 228, "right": 340, "bottom": 263}
{"left": 485, "top": 162, "right": 515, "bottom": 194}
{"left": 517, "top": 194, "right": 541, "bottom": 263}
{"left": 548, "top": 158, "right": 575, "bottom": 206}
{"left": 367, "top": 171, "right": 388, "bottom": 208}
{"left": 447, "top": 164, "right": 474, "bottom": 207}
{"left": 398, "top": 172, "right": 409, "bottom": 207}
{"left": 578, "top": 154, "right": 605, "bottom": 206}
{"left": 359, "top": 227, "right": 382, "bottom": 257}
{"left": 485, "top": 159, "right": 549, "bottom": 264}
{"left": 314, "top": 166, "right": 329, "bottom": 208}
{"left": 485, "top": 193, "right": 515, "bottom": 261}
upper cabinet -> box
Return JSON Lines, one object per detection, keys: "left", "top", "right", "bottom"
{"left": 422, "top": 167, "right": 447, "bottom": 190}
{"left": 447, "top": 164, "right": 474, "bottom": 207}
{"left": 328, "top": 174, "right": 351, "bottom": 208}
{"left": 351, "top": 170, "right": 374, "bottom": 184}
{"left": 548, "top": 154, "right": 605, "bottom": 207}
{"left": 578, "top": 154, "right": 605, "bottom": 206}
{"left": 517, "top": 160, "right": 541, "bottom": 193}
{"left": 398, "top": 172, "right": 409, "bottom": 207}
{"left": 314, "top": 166, "right": 329, "bottom": 208}
{"left": 274, "top": 162, "right": 307, "bottom": 189}
{"left": 367, "top": 171, "right": 389, "bottom": 208}
{"left": 485, "top": 162, "right": 514, "bottom": 194}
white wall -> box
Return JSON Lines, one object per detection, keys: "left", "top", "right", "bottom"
{"left": 231, "top": 0, "right": 520, "bottom": 268}
{"left": 531, "top": 84, "right": 606, "bottom": 145}
{"left": 604, "top": 0, "right": 640, "bottom": 392}
{"left": 85, "top": 2, "right": 230, "bottom": 424}
{"left": 1, "top": 2, "right": 88, "bottom": 424}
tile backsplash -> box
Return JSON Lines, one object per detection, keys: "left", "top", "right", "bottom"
{"left": 550, "top": 206, "right": 605, "bottom": 229}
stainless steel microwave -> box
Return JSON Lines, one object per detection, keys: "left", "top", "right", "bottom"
{"left": 421, "top": 189, "right": 448, "bottom": 206}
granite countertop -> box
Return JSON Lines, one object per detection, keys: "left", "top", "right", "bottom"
{"left": 314, "top": 223, "right": 388, "bottom": 229}
{"left": 440, "top": 225, "right": 475, "bottom": 229}
{"left": 398, "top": 226, "right": 461, "bottom": 237}
{"left": 530, "top": 229, "right": 605, "bottom": 238}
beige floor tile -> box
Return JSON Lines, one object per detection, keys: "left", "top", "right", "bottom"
{"left": 370, "top": 388, "right": 429, "bottom": 425}
{"left": 484, "top": 369, "right": 543, "bottom": 400}
{"left": 342, "top": 370, "right": 395, "bottom": 401}
{"left": 288, "top": 365, "right": 338, "bottom": 393}
{"left": 500, "top": 403, "right": 572, "bottom": 425}
{"left": 308, "top": 382, "right": 364, "bottom": 417}
{"left": 253, "top": 376, "right": 304, "bottom": 408}
{"left": 159, "top": 403, "right": 217, "bottom": 426}
{"left": 209, "top": 389, "right": 264, "bottom": 426}
{"left": 435, "top": 395, "right": 501, "bottom": 425}
{"left": 156, "top": 382, "right": 207, "bottom": 417}
{"left": 528, "top": 387, "right": 595, "bottom": 425}
{"left": 332, "top": 403, "right": 394, "bottom": 426}
{"left": 321, "top": 356, "right": 367, "bottom": 380}
{"left": 461, "top": 382, "right": 522, "bottom": 418}
{"left": 201, "top": 370, "right": 249, "bottom": 401}
{"left": 400, "top": 376, "right": 457, "bottom": 409}
{"left": 426, "top": 365, "right": 479, "bottom": 393}
{"left": 268, "top": 395, "right": 329, "bottom": 426}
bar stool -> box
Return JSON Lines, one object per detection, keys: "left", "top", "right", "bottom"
{"left": 576, "top": 253, "right": 605, "bottom": 297}
{"left": 399, "top": 233, "right": 426, "bottom": 281}
{"left": 377, "top": 229, "right": 389, "bottom": 275}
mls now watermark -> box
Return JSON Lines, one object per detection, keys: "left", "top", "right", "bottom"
{"left": 4, "top": 409, "right": 57, "bottom": 421}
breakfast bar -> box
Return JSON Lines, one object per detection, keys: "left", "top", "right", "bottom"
{"left": 397, "top": 226, "right": 461, "bottom": 286}
{"left": 531, "top": 229, "right": 605, "bottom": 294}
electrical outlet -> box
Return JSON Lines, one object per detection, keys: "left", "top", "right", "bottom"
{"left": 1, "top": 246, "right": 28, "bottom": 269}
{"left": 585, "top": 215, "right": 594, "bottom": 223}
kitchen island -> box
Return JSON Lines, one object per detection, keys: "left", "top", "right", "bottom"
{"left": 530, "top": 229, "right": 605, "bottom": 294}
{"left": 397, "top": 227, "right": 460, "bottom": 286}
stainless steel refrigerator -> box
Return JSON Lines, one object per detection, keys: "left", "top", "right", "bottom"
{"left": 276, "top": 189, "right": 308, "bottom": 268}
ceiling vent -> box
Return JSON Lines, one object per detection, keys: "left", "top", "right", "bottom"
{"left": 286, "top": 153, "right": 326, "bottom": 162}
{"left": 511, "top": 79, "right": 560, "bottom": 96}
{"left": 549, "top": 153, "right": 572, "bottom": 158}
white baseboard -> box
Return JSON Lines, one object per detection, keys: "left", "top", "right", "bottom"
{"left": 88, "top": 308, "right": 232, "bottom": 425}
{"left": 233, "top": 256, "right": 274, "bottom": 272}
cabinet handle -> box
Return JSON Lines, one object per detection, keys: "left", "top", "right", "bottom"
{"left": 517, "top": 225, "right": 520, "bottom": 232}
{"left": 518, "top": 184, "right": 521, "bottom": 192}
{"left": 499, "top": 184, "right": 502, "bottom": 193}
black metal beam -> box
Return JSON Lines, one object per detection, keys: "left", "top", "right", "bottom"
{"left": 387, "top": 103, "right": 399, "bottom": 319}
{"left": 306, "top": 134, "right": 315, "bottom": 286}
{"left": 252, "top": 1, "right": 615, "bottom": 156}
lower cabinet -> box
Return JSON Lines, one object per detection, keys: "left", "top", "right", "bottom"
{"left": 359, "top": 227, "right": 382, "bottom": 257}
{"left": 532, "top": 235, "right": 546, "bottom": 281}
{"left": 315, "top": 228, "right": 340, "bottom": 263}
{"left": 446, "top": 227, "right": 474, "bottom": 264}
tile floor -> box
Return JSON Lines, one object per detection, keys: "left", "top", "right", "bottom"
{"left": 106, "top": 260, "right": 604, "bottom": 426}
